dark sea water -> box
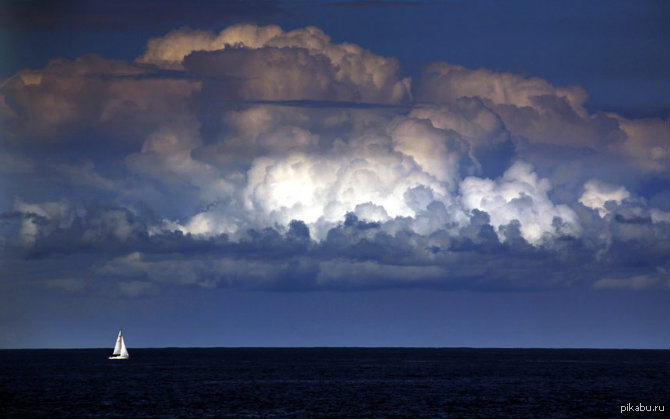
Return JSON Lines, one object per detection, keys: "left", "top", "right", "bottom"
{"left": 1, "top": 348, "right": 668, "bottom": 418}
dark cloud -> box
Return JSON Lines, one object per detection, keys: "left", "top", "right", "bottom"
{"left": 185, "top": 46, "right": 345, "bottom": 101}
{"left": 3, "top": 196, "right": 667, "bottom": 294}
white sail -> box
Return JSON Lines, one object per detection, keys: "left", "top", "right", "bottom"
{"left": 112, "top": 330, "right": 123, "bottom": 355}
{"left": 109, "top": 329, "right": 129, "bottom": 359}
{"left": 119, "top": 336, "right": 129, "bottom": 358}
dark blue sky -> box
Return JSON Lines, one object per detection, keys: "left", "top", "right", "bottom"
{"left": 0, "top": 0, "right": 668, "bottom": 349}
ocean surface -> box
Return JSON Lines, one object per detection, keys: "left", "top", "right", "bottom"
{"left": 1, "top": 348, "right": 668, "bottom": 418}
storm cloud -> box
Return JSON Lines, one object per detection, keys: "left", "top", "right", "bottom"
{"left": 1, "top": 23, "right": 668, "bottom": 299}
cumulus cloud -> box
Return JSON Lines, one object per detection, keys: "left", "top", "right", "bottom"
{"left": 460, "top": 161, "right": 580, "bottom": 244}
{"left": 1, "top": 23, "right": 669, "bottom": 293}
{"left": 408, "top": 99, "right": 508, "bottom": 151}
{"left": 416, "top": 61, "right": 668, "bottom": 175}
{"left": 183, "top": 132, "right": 459, "bottom": 240}
{"left": 136, "top": 24, "right": 285, "bottom": 69}
{"left": 615, "top": 117, "right": 669, "bottom": 172}
{"left": 0, "top": 54, "right": 200, "bottom": 145}
{"left": 2, "top": 193, "right": 668, "bottom": 292}
{"left": 139, "top": 23, "right": 411, "bottom": 104}
{"left": 416, "top": 62, "right": 588, "bottom": 112}
{"left": 579, "top": 179, "right": 631, "bottom": 217}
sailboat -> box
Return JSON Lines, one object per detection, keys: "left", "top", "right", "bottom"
{"left": 108, "top": 329, "right": 130, "bottom": 359}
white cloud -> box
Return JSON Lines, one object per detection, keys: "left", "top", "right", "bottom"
{"left": 408, "top": 100, "right": 508, "bottom": 151}
{"left": 178, "top": 130, "right": 463, "bottom": 240}
{"left": 139, "top": 23, "right": 411, "bottom": 104}
{"left": 579, "top": 179, "right": 631, "bottom": 217}
{"left": 417, "top": 62, "right": 587, "bottom": 113}
{"left": 241, "top": 139, "right": 451, "bottom": 239}
{"left": 389, "top": 116, "right": 462, "bottom": 188}
{"left": 460, "top": 161, "right": 580, "bottom": 244}
{"left": 136, "top": 24, "right": 284, "bottom": 69}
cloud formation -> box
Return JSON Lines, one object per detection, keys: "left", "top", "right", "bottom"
{"left": 416, "top": 62, "right": 669, "bottom": 175}
{"left": 139, "top": 24, "right": 411, "bottom": 104}
{"left": 579, "top": 179, "right": 631, "bottom": 217}
{"left": 1, "top": 23, "right": 668, "bottom": 296}
{"left": 461, "top": 161, "right": 580, "bottom": 244}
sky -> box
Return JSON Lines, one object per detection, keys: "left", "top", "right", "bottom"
{"left": 0, "top": 0, "right": 668, "bottom": 349}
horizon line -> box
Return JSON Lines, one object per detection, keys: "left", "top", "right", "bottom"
{"left": 2, "top": 345, "right": 667, "bottom": 351}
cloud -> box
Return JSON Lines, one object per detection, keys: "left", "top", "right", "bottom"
{"left": 0, "top": 54, "right": 200, "bottom": 146}
{"left": 415, "top": 61, "right": 669, "bottom": 175}
{"left": 460, "top": 161, "right": 580, "bottom": 245}
{"left": 2, "top": 55, "right": 139, "bottom": 136}
{"left": 388, "top": 116, "right": 463, "bottom": 186}
{"left": 593, "top": 269, "right": 670, "bottom": 291}
{"left": 1, "top": 23, "right": 669, "bottom": 295}
{"left": 579, "top": 179, "right": 631, "bottom": 217}
{"left": 139, "top": 23, "right": 411, "bottom": 104}
{"left": 2, "top": 193, "right": 668, "bottom": 293}
{"left": 615, "top": 117, "right": 669, "bottom": 172}
{"left": 416, "top": 62, "right": 588, "bottom": 112}
{"left": 408, "top": 99, "right": 508, "bottom": 151}
{"left": 136, "top": 25, "right": 284, "bottom": 69}
{"left": 12, "top": 198, "right": 73, "bottom": 246}
{"left": 180, "top": 128, "right": 468, "bottom": 241}
{"left": 51, "top": 161, "right": 116, "bottom": 190}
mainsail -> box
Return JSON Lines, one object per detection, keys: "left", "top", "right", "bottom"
{"left": 109, "top": 329, "right": 129, "bottom": 359}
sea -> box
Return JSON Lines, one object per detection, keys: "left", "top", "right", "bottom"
{"left": 1, "top": 348, "right": 668, "bottom": 418}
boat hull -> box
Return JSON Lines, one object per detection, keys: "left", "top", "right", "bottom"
{"left": 108, "top": 355, "right": 129, "bottom": 360}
